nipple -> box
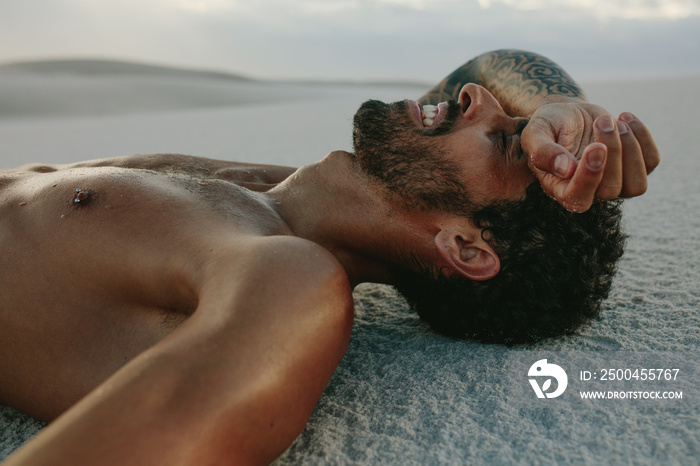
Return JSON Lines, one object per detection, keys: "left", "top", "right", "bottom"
{"left": 73, "top": 188, "right": 93, "bottom": 207}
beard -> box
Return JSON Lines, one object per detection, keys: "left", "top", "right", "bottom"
{"left": 352, "top": 99, "right": 473, "bottom": 215}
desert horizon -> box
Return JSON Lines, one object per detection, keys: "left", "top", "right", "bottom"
{"left": 2, "top": 56, "right": 698, "bottom": 170}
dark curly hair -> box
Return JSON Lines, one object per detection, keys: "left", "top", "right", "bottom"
{"left": 393, "top": 183, "right": 627, "bottom": 345}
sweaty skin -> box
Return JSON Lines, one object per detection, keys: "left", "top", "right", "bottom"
{"left": 1, "top": 156, "right": 354, "bottom": 465}
{"left": 72, "top": 188, "right": 92, "bottom": 205}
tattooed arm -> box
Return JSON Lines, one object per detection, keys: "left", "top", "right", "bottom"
{"left": 420, "top": 49, "right": 659, "bottom": 212}
{"left": 418, "top": 49, "right": 585, "bottom": 117}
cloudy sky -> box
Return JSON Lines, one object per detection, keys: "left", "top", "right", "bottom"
{"left": 1, "top": 0, "right": 699, "bottom": 84}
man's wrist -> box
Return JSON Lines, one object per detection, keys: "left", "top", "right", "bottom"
{"left": 540, "top": 94, "right": 589, "bottom": 106}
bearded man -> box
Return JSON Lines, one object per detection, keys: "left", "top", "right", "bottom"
{"left": 1, "top": 49, "right": 658, "bottom": 465}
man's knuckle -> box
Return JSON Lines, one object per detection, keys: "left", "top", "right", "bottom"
{"left": 622, "top": 181, "right": 648, "bottom": 198}
{"left": 596, "top": 185, "right": 622, "bottom": 200}
{"left": 563, "top": 199, "right": 591, "bottom": 213}
{"left": 647, "top": 151, "right": 661, "bottom": 169}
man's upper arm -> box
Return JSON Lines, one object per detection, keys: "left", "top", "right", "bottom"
{"left": 127, "top": 236, "right": 354, "bottom": 463}
{"left": 5, "top": 237, "right": 353, "bottom": 465}
{"left": 418, "top": 49, "right": 587, "bottom": 116}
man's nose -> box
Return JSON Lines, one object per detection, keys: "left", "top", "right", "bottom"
{"left": 458, "top": 83, "right": 528, "bottom": 133}
{"left": 457, "top": 83, "right": 505, "bottom": 122}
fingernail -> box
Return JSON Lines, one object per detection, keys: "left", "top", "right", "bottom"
{"left": 616, "top": 120, "right": 629, "bottom": 135}
{"left": 597, "top": 115, "right": 615, "bottom": 132}
{"left": 620, "top": 112, "right": 636, "bottom": 123}
{"left": 587, "top": 148, "right": 605, "bottom": 170}
{"left": 554, "top": 154, "right": 572, "bottom": 176}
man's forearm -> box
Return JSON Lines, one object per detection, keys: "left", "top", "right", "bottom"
{"left": 418, "top": 49, "right": 586, "bottom": 117}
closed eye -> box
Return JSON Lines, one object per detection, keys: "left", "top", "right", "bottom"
{"left": 515, "top": 120, "right": 528, "bottom": 160}
{"left": 500, "top": 131, "right": 526, "bottom": 160}
{"left": 500, "top": 132, "right": 510, "bottom": 158}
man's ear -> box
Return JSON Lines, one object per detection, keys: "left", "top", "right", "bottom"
{"left": 435, "top": 223, "right": 500, "bottom": 281}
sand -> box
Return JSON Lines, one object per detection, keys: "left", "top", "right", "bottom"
{"left": 0, "top": 61, "right": 698, "bottom": 465}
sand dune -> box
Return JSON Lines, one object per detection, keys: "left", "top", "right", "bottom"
{"left": 0, "top": 59, "right": 428, "bottom": 120}
{"left": 0, "top": 59, "right": 426, "bottom": 168}
{"left": 0, "top": 58, "right": 252, "bottom": 81}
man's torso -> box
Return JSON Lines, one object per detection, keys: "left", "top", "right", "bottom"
{"left": 0, "top": 159, "right": 300, "bottom": 420}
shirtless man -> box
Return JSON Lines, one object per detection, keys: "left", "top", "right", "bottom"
{"left": 1, "top": 50, "right": 658, "bottom": 465}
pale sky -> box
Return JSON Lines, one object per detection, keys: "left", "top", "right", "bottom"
{"left": 1, "top": 0, "right": 699, "bottom": 83}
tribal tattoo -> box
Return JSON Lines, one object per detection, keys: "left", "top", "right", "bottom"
{"left": 418, "top": 49, "right": 585, "bottom": 116}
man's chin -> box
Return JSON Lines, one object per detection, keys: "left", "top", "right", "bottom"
{"left": 352, "top": 99, "right": 410, "bottom": 161}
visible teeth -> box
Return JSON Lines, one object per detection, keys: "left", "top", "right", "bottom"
{"left": 421, "top": 105, "right": 437, "bottom": 127}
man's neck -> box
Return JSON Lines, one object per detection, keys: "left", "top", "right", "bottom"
{"left": 265, "top": 151, "right": 438, "bottom": 288}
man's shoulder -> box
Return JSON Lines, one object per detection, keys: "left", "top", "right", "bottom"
{"left": 203, "top": 235, "right": 352, "bottom": 306}
{"left": 248, "top": 236, "right": 346, "bottom": 280}
{"left": 250, "top": 236, "right": 349, "bottom": 293}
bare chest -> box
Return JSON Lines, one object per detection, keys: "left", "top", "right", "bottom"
{"left": 0, "top": 167, "right": 286, "bottom": 418}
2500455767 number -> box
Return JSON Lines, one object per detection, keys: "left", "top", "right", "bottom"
{"left": 599, "top": 369, "right": 679, "bottom": 381}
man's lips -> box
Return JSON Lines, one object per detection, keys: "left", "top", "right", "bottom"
{"left": 408, "top": 100, "right": 450, "bottom": 129}
{"left": 408, "top": 100, "right": 424, "bottom": 127}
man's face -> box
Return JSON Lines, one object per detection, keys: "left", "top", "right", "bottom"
{"left": 353, "top": 83, "right": 535, "bottom": 215}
